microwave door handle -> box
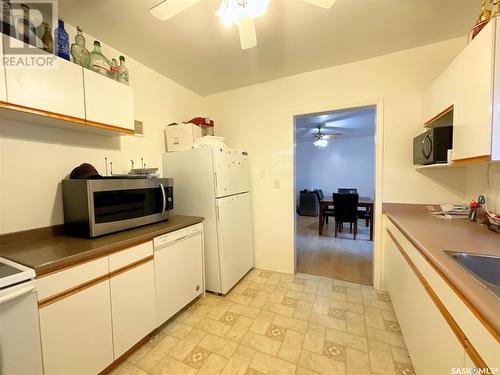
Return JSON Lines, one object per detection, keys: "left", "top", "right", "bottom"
{"left": 160, "top": 183, "right": 166, "bottom": 216}
{"left": 421, "top": 134, "right": 432, "bottom": 159}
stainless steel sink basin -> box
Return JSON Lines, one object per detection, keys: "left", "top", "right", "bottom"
{"left": 444, "top": 251, "right": 500, "bottom": 298}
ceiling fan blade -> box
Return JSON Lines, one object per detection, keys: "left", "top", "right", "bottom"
{"left": 237, "top": 16, "right": 257, "bottom": 49}
{"left": 304, "top": 0, "right": 336, "bottom": 9}
{"left": 149, "top": 0, "right": 201, "bottom": 21}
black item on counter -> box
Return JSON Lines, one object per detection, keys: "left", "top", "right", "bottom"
{"left": 69, "top": 163, "right": 102, "bottom": 179}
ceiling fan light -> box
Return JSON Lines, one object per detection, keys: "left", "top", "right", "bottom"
{"left": 313, "top": 138, "right": 328, "bottom": 149}
{"left": 215, "top": 0, "right": 239, "bottom": 27}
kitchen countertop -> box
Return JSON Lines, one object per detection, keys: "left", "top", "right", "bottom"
{"left": 0, "top": 215, "right": 204, "bottom": 276}
{"left": 383, "top": 203, "right": 499, "bottom": 337}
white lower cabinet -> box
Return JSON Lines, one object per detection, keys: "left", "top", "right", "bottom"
{"left": 109, "top": 259, "right": 156, "bottom": 358}
{"left": 39, "top": 280, "right": 114, "bottom": 375}
{"left": 37, "top": 224, "right": 204, "bottom": 373}
{"left": 154, "top": 225, "right": 204, "bottom": 326}
{"left": 383, "top": 230, "right": 465, "bottom": 374}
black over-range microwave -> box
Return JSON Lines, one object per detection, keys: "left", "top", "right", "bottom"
{"left": 413, "top": 126, "right": 453, "bottom": 165}
{"left": 62, "top": 178, "right": 173, "bottom": 237}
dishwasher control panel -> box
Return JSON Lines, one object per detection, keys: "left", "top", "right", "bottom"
{"left": 153, "top": 223, "right": 203, "bottom": 248}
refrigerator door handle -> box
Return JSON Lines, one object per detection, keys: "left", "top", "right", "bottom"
{"left": 214, "top": 172, "right": 218, "bottom": 195}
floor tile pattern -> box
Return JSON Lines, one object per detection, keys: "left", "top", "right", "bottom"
{"left": 110, "top": 269, "right": 415, "bottom": 375}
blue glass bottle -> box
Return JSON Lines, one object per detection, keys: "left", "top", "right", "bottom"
{"left": 54, "top": 19, "right": 70, "bottom": 60}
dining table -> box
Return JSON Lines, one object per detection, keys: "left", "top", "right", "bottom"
{"left": 318, "top": 196, "right": 374, "bottom": 241}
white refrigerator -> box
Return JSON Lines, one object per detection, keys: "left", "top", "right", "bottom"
{"left": 163, "top": 147, "right": 254, "bottom": 294}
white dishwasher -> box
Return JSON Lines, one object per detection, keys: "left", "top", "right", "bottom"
{"left": 154, "top": 223, "right": 204, "bottom": 327}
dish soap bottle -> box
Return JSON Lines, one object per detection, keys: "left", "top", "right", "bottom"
{"left": 41, "top": 22, "right": 53, "bottom": 53}
{"left": 54, "top": 19, "right": 70, "bottom": 60}
{"left": 70, "top": 26, "right": 90, "bottom": 68}
{"left": 116, "top": 55, "right": 129, "bottom": 85}
{"left": 89, "top": 40, "right": 111, "bottom": 77}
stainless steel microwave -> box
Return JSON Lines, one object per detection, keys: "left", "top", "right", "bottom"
{"left": 62, "top": 178, "right": 173, "bottom": 237}
{"left": 413, "top": 126, "right": 453, "bottom": 165}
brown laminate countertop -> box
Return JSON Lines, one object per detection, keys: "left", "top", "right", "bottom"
{"left": 0, "top": 215, "right": 204, "bottom": 276}
{"left": 383, "top": 203, "right": 500, "bottom": 337}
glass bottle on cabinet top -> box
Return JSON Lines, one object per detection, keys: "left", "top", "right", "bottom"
{"left": 117, "top": 55, "right": 129, "bottom": 85}
{"left": 110, "top": 58, "right": 118, "bottom": 80}
{"left": 1, "top": 0, "right": 16, "bottom": 37}
{"left": 89, "top": 40, "right": 111, "bottom": 77}
{"left": 70, "top": 26, "right": 90, "bottom": 68}
{"left": 42, "top": 22, "right": 53, "bottom": 53}
{"left": 17, "top": 4, "right": 37, "bottom": 46}
{"left": 54, "top": 19, "right": 70, "bottom": 60}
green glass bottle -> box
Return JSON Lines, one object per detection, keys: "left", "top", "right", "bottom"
{"left": 117, "top": 55, "right": 129, "bottom": 85}
{"left": 89, "top": 40, "right": 111, "bottom": 78}
{"left": 41, "top": 22, "right": 53, "bottom": 53}
{"left": 70, "top": 26, "right": 90, "bottom": 68}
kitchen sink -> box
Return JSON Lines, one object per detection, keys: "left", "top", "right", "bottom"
{"left": 444, "top": 251, "right": 500, "bottom": 298}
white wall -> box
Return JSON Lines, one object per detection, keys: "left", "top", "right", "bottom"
{"left": 295, "top": 136, "right": 375, "bottom": 200}
{"left": 0, "top": 26, "right": 204, "bottom": 233}
{"left": 203, "top": 37, "right": 467, "bottom": 275}
{"left": 463, "top": 164, "right": 500, "bottom": 214}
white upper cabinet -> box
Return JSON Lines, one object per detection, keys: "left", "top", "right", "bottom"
{"left": 423, "top": 20, "right": 496, "bottom": 162}
{"left": 3, "top": 36, "right": 86, "bottom": 120}
{"left": 83, "top": 68, "right": 134, "bottom": 131}
{"left": 0, "top": 36, "right": 6, "bottom": 102}
{"left": 492, "top": 21, "right": 500, "bottom": 161}
{"left": 451, "top": 21, "right": 495, "bottom": 161}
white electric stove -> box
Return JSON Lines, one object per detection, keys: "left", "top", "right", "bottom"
{"left": 0, "top": 257, "right": 44, "bottom": 375}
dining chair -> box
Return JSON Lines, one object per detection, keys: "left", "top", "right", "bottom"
{"left": 358, "top": 206, "right": 371, "bottom": 227}
{"left": 332, "top": 193, "right": 359, "bottom": 239}
{"left": 338, "top": 188, "right": 358, "bottom": 194}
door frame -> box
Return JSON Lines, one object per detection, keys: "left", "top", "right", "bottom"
{"left": 291, "top": 98, "right": 385, "bottom": 288}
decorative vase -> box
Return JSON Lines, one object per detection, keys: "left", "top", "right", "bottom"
{"left": 70, "top": 26, "right": 90, "bottom": 68}
{"left": 42, "top": 22, "right": 53, "bottom": 53}
{"left": 0, "top": 0, "right": 16, "bottom": 38}
{"left": 89, "top": 40, "right": 111, "bottom": 77}
{"left": 116, "top": 55, "right": 129, "bottom": 85}
{"left": 54, "top": 19, "right": 70, "bottom": 60}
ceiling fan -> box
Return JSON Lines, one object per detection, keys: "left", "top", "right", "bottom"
{"left": 149, "top": 0, "right": 336, "bottom": 49}
{"left": 313, "top": 125, "right": 341, "bottom": 149}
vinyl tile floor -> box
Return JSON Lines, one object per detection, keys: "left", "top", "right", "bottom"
{"left": 110, "top": 269, "right": 415, "bottom": 375}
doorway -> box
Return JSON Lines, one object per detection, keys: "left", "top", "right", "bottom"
{"left": 293, "top": 105, "right": 376, "bottom": 285}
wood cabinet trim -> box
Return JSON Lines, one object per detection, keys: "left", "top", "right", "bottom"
{"left": 424, "top": 105, "right": 454, "bottom": 128}
{"left": 386, "top": 216, "right": 499, "bottom": 342}
{"left": 109, "top": 256, "right": 154, "bottom": 278}
{"left": 38, "top": 255, "right": 153, "bottom": 308}
{"left": 99, "top": 334, "right": 151, "bottom": 375}
{"left": 452, "top": 155, "right": 491, "bottom": 166}
{"left": 0, "top": 101, "right": 133, "bottom": 135}
{"left": 0, "top": 100, "right": 87, "bottom": 125}
{"left": 386, "top": 228, "right": 488, "bottom": 369}
{"left": 38, "top": 274, "right": 109, "bottom": 309}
